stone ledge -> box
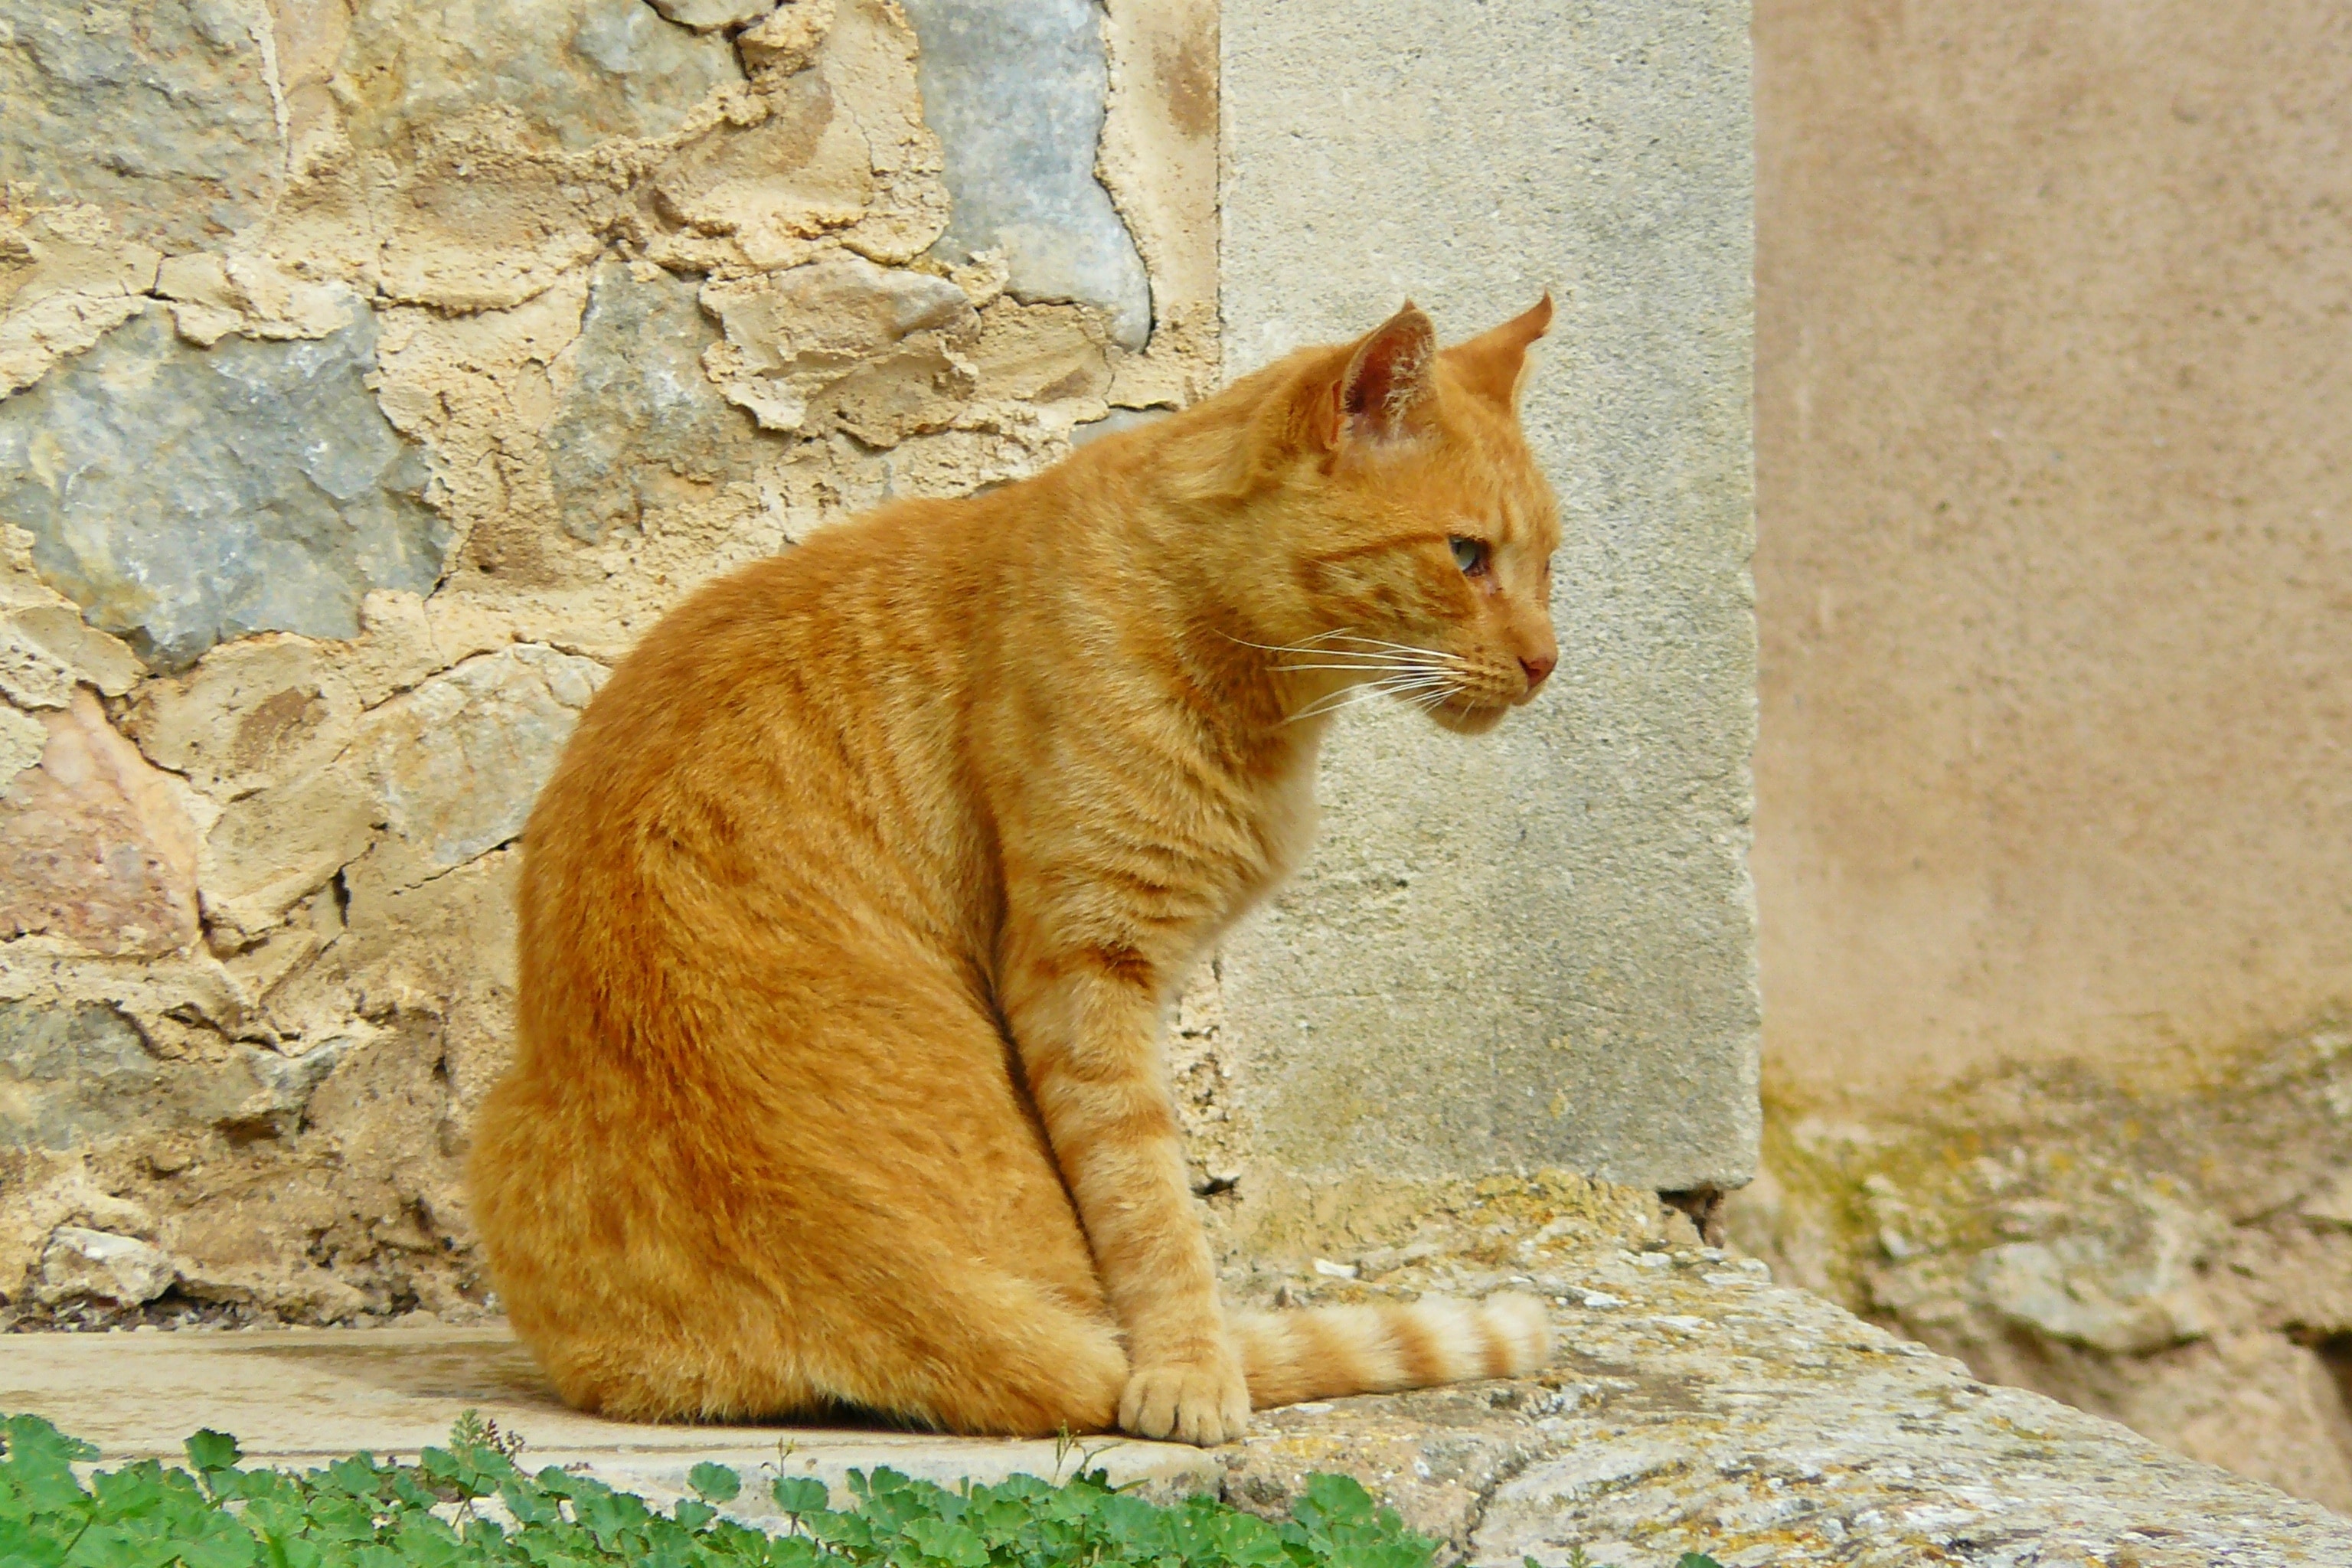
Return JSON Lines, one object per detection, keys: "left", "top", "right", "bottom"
{"left": 6, "top": 1252, "right": 2347, "bottom": 1566}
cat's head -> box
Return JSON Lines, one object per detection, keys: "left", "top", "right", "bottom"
{"left": 1246, "top": 296, "right": 1562, "bottom": 736}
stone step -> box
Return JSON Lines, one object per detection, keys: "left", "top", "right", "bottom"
{"left": 0, "top": 1322, "right": 1220, "bottom": 1515}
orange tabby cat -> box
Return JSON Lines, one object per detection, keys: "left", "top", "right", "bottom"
{"left": 467, "top": 296, "right": 1563, "bottom": 1445}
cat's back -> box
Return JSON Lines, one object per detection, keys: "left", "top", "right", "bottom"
{"left": 512, "top": 494, "right": 1031, "bottom": 1047}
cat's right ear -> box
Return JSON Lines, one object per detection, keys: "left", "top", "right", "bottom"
{"left": 1441, "top": 292, "right": 1553, "bottom": 410}
{"left": 1314, "top": 302, "right": 1440, "bottom": 458}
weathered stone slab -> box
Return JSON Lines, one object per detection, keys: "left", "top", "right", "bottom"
{"left": 0, "top": 690, "right": 198, "bottom": 955}
{"left": 0, "top": 308, "right": 448, "bottom": 671}
{"left": 897, "top": 0, "right": 1152, "bottom": 347}
{"left": 0, "top": 0, "right": 282, "bottom": 250}
{"left": 547, "top": 261, "right": 779, "bottom": 544}
{"left": 0, "top": 1325, "right": 1221, "bottom": 1504}
{"left": 1217, "top": 0, "right": 1759, "bottom": 1199}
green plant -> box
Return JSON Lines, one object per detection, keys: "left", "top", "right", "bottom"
{"left": 0, "top": 1410, "right": 1440, "bottom": 1568}
{"left": 1544, "top": 1550, "right": 1725, "bottom": 1568}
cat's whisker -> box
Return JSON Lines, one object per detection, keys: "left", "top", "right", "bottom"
{"left": 1287, "top": 684, "right": 1401, "bottom": 724}
{"left": 1310, "top": 632, "right": 1475, "bottom": 667}
{"left": 1272, "top": 659, "right": 1437, "bottom": 675}
{"left": 1225, "top": 629, "right": 1473, "bottom": 671}
{"left": 1285, "top": 668, "right": 1465, "bottom": 724}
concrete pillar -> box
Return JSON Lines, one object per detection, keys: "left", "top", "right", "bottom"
{"left": 1214, "top": 0, "right": 1759, "bottom": 1219}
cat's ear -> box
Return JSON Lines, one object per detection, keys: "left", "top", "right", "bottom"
{"left": 1321, "top": 302, "right": 1440, "bottom": 453}
{"left": 1442, "top": 292, "right": 1553, "bottom": 409}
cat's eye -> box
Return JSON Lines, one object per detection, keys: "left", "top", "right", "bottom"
{"left": 1449, "top": 536, "right": 1490, "bottom": 576}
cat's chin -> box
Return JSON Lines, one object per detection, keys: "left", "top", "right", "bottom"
{"left": 1426, "top": 700, "right": 1511, "bottom": 736}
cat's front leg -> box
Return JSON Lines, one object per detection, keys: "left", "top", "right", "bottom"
{"left": 1000, "top": 951, "right": 1249, "bottom": 1446}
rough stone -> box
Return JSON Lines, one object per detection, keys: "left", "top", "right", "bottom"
{"left": 897, "top": 0, "right": 1152, "bottom": 347}
{"left": 661, "top": 0, "right": 949, "bottom": 276}
{"left": 547, "top": 261, "right": 778, "bottom": 543}
{"left": 336, "top": 0, "right": 745, "bottom": 155}
{"left": 362, "top": 646, "right": 606, "bottom": 893}
{"left": 0, "top": 690, "right": 198, "bottom": 956}
{"left": 645, "top": 0, "right": 778, "bottom": 32}
{"left": 124, "top": 636, "right": 364, "bottom": 802}
{"left": 201, "top": 645, "right": 606, "bottom": 935}
{"left": 0, "top": 707, "right": 47, "bottom": 792}
{"left": 0, "top": 0, "right": 1199, "bottom": 1352}
{"left": 701, "top": 249, "right": 976, "bottom": 439}
{"left": 0, "top": 517, "right": 149, "bottom": 720}
{"left": 1970, "top": 1204, "right": 2212, "bottom": 1355}
{"left": 0, "top": 207, "right": 162, "bottom": 399}
{"left": 1094, "top": 0, "right": 1218, "bottom": 401}
{"left": 736, "top": 0, "right": 834, "bottom": 77}
{"left": 35, "top": 1227, "right": 173, "bottom": 1305}
{"left": 0, "top": 307, "right": 449, "bottom": 671}
{"left": 0, "top": 0, "right": 283, "bottom": 251}
{"left": 647, "top": 67, "right": 876, "bottom": 270}
{"left": 0, "top": 1002, "right": 267, "bottom": 1154}
{"left": 1217, "top": 0, "right": 1759, "bottom": 1201}
{"left": 334, "top": 0, "right": 746, "bottom": 312}
{"left": 0, "top": 1003, "right": 159, "bottom": 1152}
{"left": 1733, "top": 1023, "right": 2352, "bottom": 1512}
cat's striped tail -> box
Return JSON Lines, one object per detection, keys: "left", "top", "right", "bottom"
{"left": 1230, "top": 1293, "right": 1553, "bottom": 1409}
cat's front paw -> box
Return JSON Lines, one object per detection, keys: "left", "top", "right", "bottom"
{"left": 1118, "top": 1350, "right": 1250, "bottom": 1446}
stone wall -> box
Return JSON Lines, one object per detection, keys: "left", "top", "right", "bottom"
{"left": 0, "top": 0, "right": 1214, "bottom": 1325}
{"left": 1745, "top": 0, "right": 2352, "bottom": 1513}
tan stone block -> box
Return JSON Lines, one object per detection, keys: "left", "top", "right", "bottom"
{"left": 126, "top": 637, "right": 364, "bottom": 801}
{"left": 201, "top": 647, "right": 603, "bottom": 938}
{"left": 35, "top": 1227, "right": 174, "bottom": 1306}
{"left": 965, "top": 299, "right": 1112, "bottom": 407}
{"left": 737, "top": 0, "right": 835, "bottom": 77}
{"left": 0, "top": 708, "right": 46, "bottom": 795}
{"left": 0, "top": 691, "right": 198, "bottom": 956}
{"left": 703, "top": 250, "right": 975, "bottom": 436}
{"left": 0, "top": 209, "right": 165, "bottom": 397}
{"left": 650, "top": 70, "right": 874, "bottom": 256}
{"left": 0, "top": 599, "right": 145, "bottom": 711}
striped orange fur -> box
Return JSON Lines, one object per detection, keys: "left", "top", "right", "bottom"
{"left": 467, "top": 298, "right": 1563, "bottom": 1445}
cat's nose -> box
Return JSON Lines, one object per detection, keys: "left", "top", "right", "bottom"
{"left": 1520, "top": 653, "right": 1557, "bottom": 689}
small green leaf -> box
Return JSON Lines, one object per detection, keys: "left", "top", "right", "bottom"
{"left": 184, "top": 1431, "right": 242, "bottom": 1473}
{"left": 686, "top": 1462, "right": 741, "bottom": 1504}
{"left": 1677, "top": 1557, "right": 1725, "bottom": 1568}
{"left": 770, "top": 1476, "right": 830, "bottom": 1516}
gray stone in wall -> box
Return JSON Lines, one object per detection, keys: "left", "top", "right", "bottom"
{"left": 0, "top": 0, "right": 281, "bottom": 250}
{"left": 338, "top": 0, "right": 746, "bottom": 153}
{"left": 897, "top": 0, "right": 1152, "bottom": 348}
{"left": 0, "top": 1004, "right": 160, "bottom": 1152}
{"left": 1219, "top": 0, "right": 1758, "bottom": 1193}
{"left": 547, "top": 261, "right": 774, "bottom": 543}
{"left": 0, "top": 308, "right": 448, "bottom": 672}
{"left": 0, "top": 1001, "right": 344, "bottom": 1155}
